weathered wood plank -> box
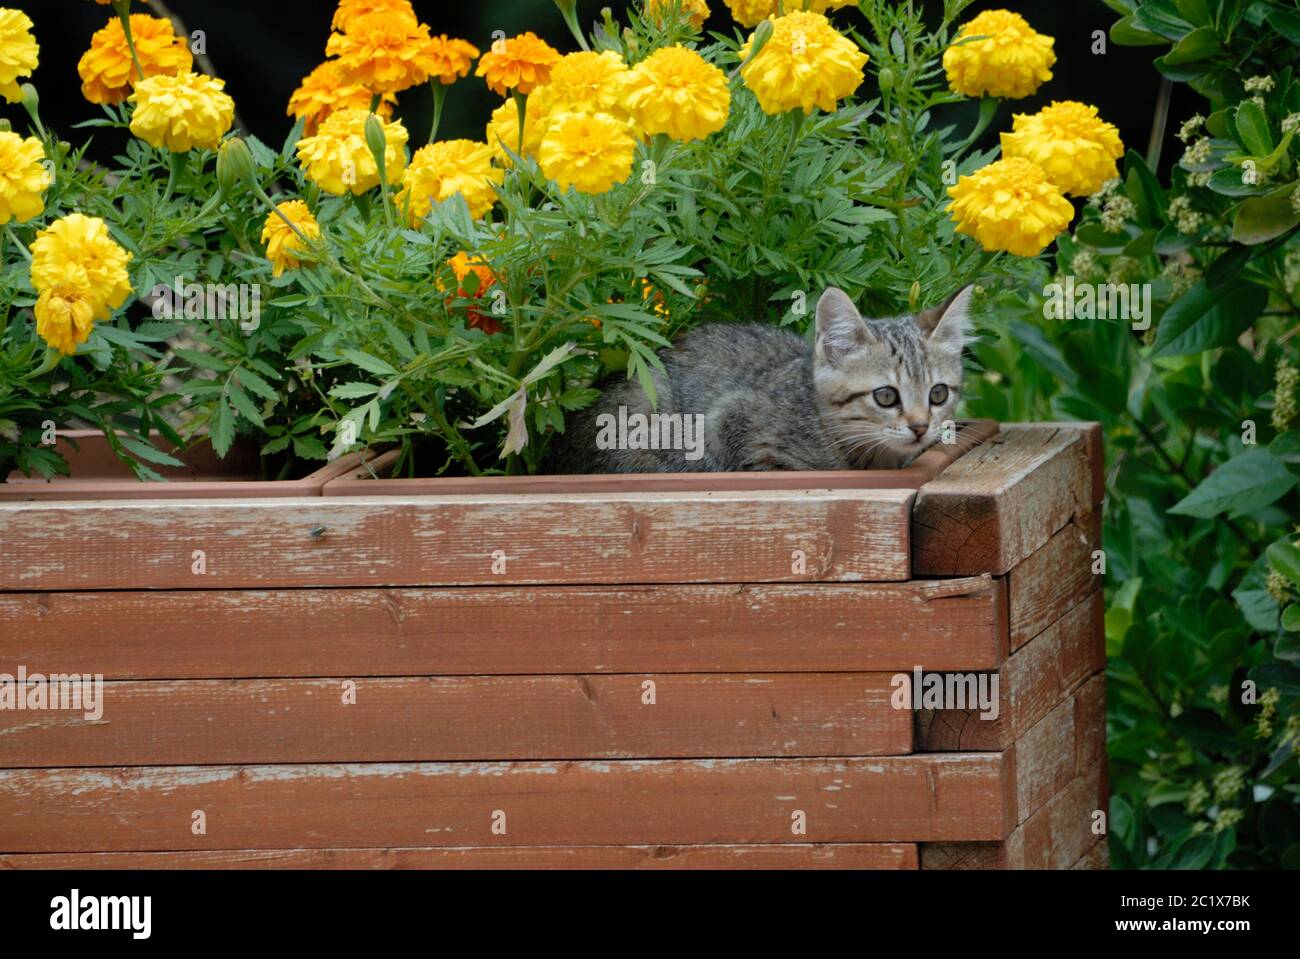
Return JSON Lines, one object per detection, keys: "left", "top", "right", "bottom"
{"left": 0, "top": 577, "right": 1004, "bottom": 677}
{"left": 0, "top": 843, "right": 920, "bottom": 870}
{"left": 0, "top": 674, "right": 913, "bottom": 767}
{"left": 1009, "top": 510, "right": 1101, "bottom": 651}
{"left": 0, "top": 489, "right": 914, "bottom": 589}
{"left": 914, "top": 590, "right": 1102, "bottom": 751}
{"left": 1069, "top": 839, "right": 1110, "bottom": 871}
{"left": 1014, "top": 698, "right": 1076, "bottom": 824}
{"left": 0, "top": 755, "right": 1013, "bottom": 851}
{"left": 912, "top": 423, "right": 1102, "bottom": 577}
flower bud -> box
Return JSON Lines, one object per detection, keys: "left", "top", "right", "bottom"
{"left": 878, "top": 67, "right": 894, "bottom": 95}
{"left": 216, "top": 136, "right": 255, "bottom": 196}
{"left": 364, "top": 112, "right": 388, "bottom": 180}
{"left": 19, "top": 82, "right": 37, "bottom": 112}
{"left": 749, "top": 20, "right": 774, "bottom": 59}
{"left": 909, "top": 280, "right": 921, "bottom": 312}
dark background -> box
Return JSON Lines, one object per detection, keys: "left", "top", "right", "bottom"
{"left": 26, "top": 0, "right": 1197, "bottom": 176}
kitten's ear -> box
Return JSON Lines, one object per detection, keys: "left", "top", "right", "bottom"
{"left": 815, "top": 287, "right": 871, "bottom": 366}
{"left": 916, "top": 284, "right": 973, "bottom": 355}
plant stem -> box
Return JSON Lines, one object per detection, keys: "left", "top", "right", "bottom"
{"left": 513, "top": 92, "right": 528, "bottom": 155}
{"left": 1146, "top": 77, "right": 1173, "bottom": 171}
{"left": 428, "top": 82, "right": 448, "bottom": 144}
{"left": 115, "top": 1, "right": 145, "bottom": 82}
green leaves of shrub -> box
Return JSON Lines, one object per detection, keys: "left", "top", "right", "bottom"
{"left": 1170, "top": 450, "right": 1298, "bottom": 518}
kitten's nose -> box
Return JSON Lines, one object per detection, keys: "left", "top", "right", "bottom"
{"left": 907, "top": 422, "right": 928, "bottom": 440}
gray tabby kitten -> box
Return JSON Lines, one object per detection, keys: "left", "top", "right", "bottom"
{"left": 550, "top": 285, "right": 972, "bottom": 473}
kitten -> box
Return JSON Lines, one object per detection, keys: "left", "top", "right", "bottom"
{"left": 549, "top": 285, "right": 972, "bottom": 473}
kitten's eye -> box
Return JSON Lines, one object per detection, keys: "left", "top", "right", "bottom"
{"left": 929, "top": 384, "right": 950, "bottom": 405}
{"left": 872, "top": 387, "right": 900, "bottom": 408}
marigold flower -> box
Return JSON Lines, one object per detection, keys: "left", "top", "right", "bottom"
{"left": 538, "top": 111, "right": 636, "bottom": 195}
{"left": 486, "top": 98, "right": 546, "bottom": 166}
{"left": 327, "top": 7, "right": 437, "bottom": 95}
{"left": 532, "top": 50, "right": 630, "bottom": 119}
{"left": 35, "top": 284, "right": 97, "bottom": 356}
{"left": 331, "top": 0, "right": 413, "bottom": 31}
{"left": 723, "top": 0, "right": 776, "bottom": 28}
{"left": 260, "top": 200, "right": 321, "bottom": 278}
{"left": 943, "top": 9, "right": 1055, "bottom": 100}
{"left": 946, "top": 156, "right": 1074, "bottom": 257}
{"left": 0, "top": 8, "right": 38, "bottom": 103}
{"left": 0, "top": 131, "right": 51, "bottom": 224}
{"left": 645, "top": 0, "right": 711, "bottom": 31}
{"left": 397, "top": 140, "right": 502, "bottom": 223}
{"left": 30, "top": 213, "right": 133, "bottom": 322}
{"left": 740, "top": 11, "right": 867, "bottom": 115}
{"left": 1000, "top": 101, "right": 1123, "bottom": 197}
{"left": 296, "top": 107, "right": 408, "bottom": 195}
{"left": 443, "top": 251, "right": 502, "bottom": 334}
{"left": 425, "top": 35, "right": 479, "bottom": 85}
{"left": 624, "top": 46, "right": 729, "bottom": 141}
{"left": 129, "top": 71, "right": 235, "bottom": 152}
{"left": 475, "top": 32, "right": 561, "bottom": 96}
{"left": 77, "top": 13, "right": 192, "bottom": 105}
{"left": 288, "top": 61, "right": 395, "bottom": 135}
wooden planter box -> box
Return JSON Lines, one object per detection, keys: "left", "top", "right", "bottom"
{"left": 0, "top": 422, "right": 1107, "bottom": 870}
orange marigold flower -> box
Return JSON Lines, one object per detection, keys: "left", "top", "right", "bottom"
{"left": 327, "top": 8, "right": 436, "bottom": 95}
{"left": 443, "top": 251, "right": 503, "bottom": 334}
{"left": 425, "top": 35, "right": 479, "bottom": 85}
{"left": 475, "top": 32, "right": 561, "bottom": 96}
{"left": 77, "top": 13, "right": 193, "bottom": 105}
{"left": 331, "top": 0, "right": 414, "bottom": 31}
{"left": 287, "top": 61, "right": 395, "bottom": 135}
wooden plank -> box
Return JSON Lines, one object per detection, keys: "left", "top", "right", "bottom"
{"left": 1009, "top": 510, "right": 1101, "bottom": 651}
{"left": 1014, "top": 698, "right": 1076, "bottom": 824}
{"left": 0, "top": 673, "right": 913, "bottom": 767}
{"left": 914, "top": 590, "right": 1102, "bottom": 751}
{"left": 0, "top": 755, "right": 1013, "bottom": 851}
{"left": 1074, "top": 672, "right": 1107, "bottom": 770}
{"left": 912, "top": 423, "right": 1102, "bottom": 577}
{"left": 0, "top": 489, "right": 914, "bottom": 590}
{"left": 0, "top": 577, "right": 1005, "bottom": 677}
{"left": 1069, "top": 839, "right": 1110, "bottom": 870}
{"left": 0, "top": 843, "right": 920, "bottom": 870}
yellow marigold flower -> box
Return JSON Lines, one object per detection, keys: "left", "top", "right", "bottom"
{"left": 30, "top": 213, "right": 133, "bottom": 321}
{"left": 129, "top": 71, "right": 235, "bottom": 152}
{"left": 486, "top": 98, "right": 545, "bottom": 166}
{"left": 35, "top": 285, "right": 97, "bottom": 356}
{"left": 533, "top": 50, "right": 630, "bottom": 118}
{"left": 397, "top": 140, "right": 502, "bottom": 223}
{"left": 260, "top": 200, "right": 320, "bottom": 278}
{"left": 327, "top": 8, "right": 436, "bottom": 95}
{"left": 1000, "top": 100, "right": 1124, "bottom": 197}
{"left": 296, "top": 107, "right": 408, "bottom": 195}
{"left": 946, "top": 156, "right": 1074, "bottom": 257}
{"left": 723, "top": 0, "right": 776, "bottom": 28}
{"left": 425, "top": 35, "right": 479, "bottom": 85}
{"left": 78, "top": 14, "right": 192, "bottom": 106}
{"left": 0, "top": 131, "right": 50, "bottom": 224}
{"left": 288, "top": 61, "right": 395, "bottom": 136}
{"left": 740, "top": 11, "right": 867, "bottom": 115}
{"left": 624, "top": 45, "right": 729, "bottom": 141}
{"left": 538, "top": 111, "right": 636, "bottom": 195}
{"left": 0, "top": 8, "right": 38, "bottom": 103}
{"left": 943, "top": 9, "right": 1055, "bottom": 100}
{"left": 331, "top": 0, "right": 413, "bottom": 31}
{"left": 645, "top": 0, "right": 711, "bottom": 31}
{"left": 475, "top": 32, "right": 561, "bottom": 96}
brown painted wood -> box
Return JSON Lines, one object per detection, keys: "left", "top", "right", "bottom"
{"left": 0, "top": 673, "right": 913, "bottom": 767}
{"left": 0, "top": 755, "right": 1014, "bottom": 851}
{"left": 1013, "top": 698, "right": 1076, "bottom": 825}
{"left": 914, "top": 589, "right": 1102, "bottom": 751}
{"left": 1074, "top": 672, "right": 1107, "bottom": 771}
{"left": 0, "top": 576, "right": 1004, "bottom": 677}
{"left": 0, "top": 843, "right": 920, "bottom": 870}
{"left": 0, "top": 431, "right": 380, "bottom": 501}
{"left": 912, "top": 423, "right": 1103, "bottom": 577}
{"left": 0, "top": 487, "right": 915, "bottom": 589}
{"left": 1009, "top": 510, "right": 1101, "bottom": 651}
{"left": 1069, "top": 839, "right": 1110, "bottom": 870}
{"left": 321, "top": 421, "right": 1001, "bottom": 496}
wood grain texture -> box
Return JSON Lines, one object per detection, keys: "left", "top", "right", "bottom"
{"left": 1069, "top": 839, "right": 1110, "bottom": 871}
{"left": 914, "top": 590, "right": 1103, "bottom": 751}
{"left": 0, "top": 488, "right": 914, "bottom": 590}
{"left": 1013, "top": 698, "right": 1076, "bottom": 825}
{"left": 1009, "top": 510, "right": 1101, "bottom": 651}
{"left": 0, "top": 674, "right": 913, "bottom": 767}
{"left": 912, "top": 423, "right": 1102, "bottom": 577}
{"left": 0, "top": 576, "right": 1004, "bottom": 677}
{"left": 0, "top": 843, "right": 920, "bottom": 870}
{"left": 0, "top": 755, "right": 1014, "bottom": 852}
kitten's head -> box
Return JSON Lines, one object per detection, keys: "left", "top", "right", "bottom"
{"left": 812, "top": 285, "right": 972, "bottom": 464}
